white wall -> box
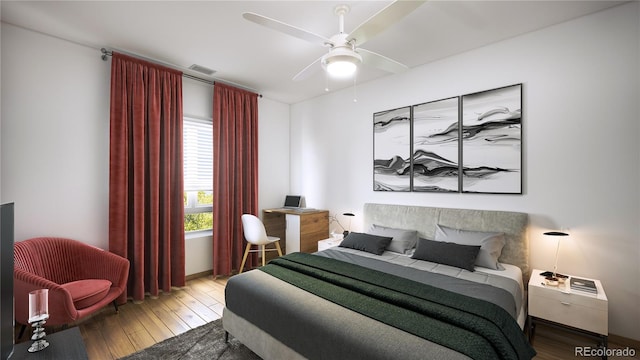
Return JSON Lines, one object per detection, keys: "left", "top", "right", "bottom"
{"left": 258, "top": 97, "right": 290, "bottom": 210}
{"left": 0, "top": 23, "right": 291, "bottom": 276}
{"left": 1, "top": 23, "right": 111, "bottom": 248}
{"left": 291, "top": 3, "right": 640, "bottom": 340}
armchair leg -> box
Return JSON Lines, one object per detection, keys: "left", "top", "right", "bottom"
{"left": 225, "top": 331, "right": 229, "bottom": 343}
{"left": 18, "top": 324, "right": 27, "bottom": 339}
{"left": 113, "top": 300, "right": 120, "bottom": 313}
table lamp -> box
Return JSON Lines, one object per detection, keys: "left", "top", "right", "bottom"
{"left": 330, "top": 212, "right": 355, "bottom": 238}
{"left": 541, "top": 230, "right": 570, "bottom": 284}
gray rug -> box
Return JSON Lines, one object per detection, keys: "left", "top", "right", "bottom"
{"left": 119, "top": 319, "right": 261, "bottom": 360}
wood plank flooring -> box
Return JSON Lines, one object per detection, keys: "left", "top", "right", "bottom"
{"left": 16, "top": 275, "right": 639, "bottom": 359}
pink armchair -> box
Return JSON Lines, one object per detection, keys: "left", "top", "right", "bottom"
{"left": 14, "top": 237, "right": 129, "bottom": 332}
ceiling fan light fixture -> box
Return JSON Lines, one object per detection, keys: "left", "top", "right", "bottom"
{"left": 327, "top": 60, "right": 357, "bottom": 78}
{"left": 322, "top": 47, "right": 362, "bottom": 79}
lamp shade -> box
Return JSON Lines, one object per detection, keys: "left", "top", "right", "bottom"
{"left": 544, "top": 231, "right": 569, "bottom": 236}
{"left": 544, "top": 230, "right": 570, "bottom": 279}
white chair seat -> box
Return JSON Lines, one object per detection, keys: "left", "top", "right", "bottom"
{"left": 253, "top": 235, "right": 280, "bottom": 246}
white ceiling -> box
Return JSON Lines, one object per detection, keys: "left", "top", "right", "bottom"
{"left": 1, "top": 1, "right": 625, "bottom": 104}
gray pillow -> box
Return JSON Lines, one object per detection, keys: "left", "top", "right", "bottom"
{"left": 412, "top": 238, "right": 481, "bottom": 272}
{"left": 339, "top": 232, "right": 393, "bottom": 255}
{"left": 368, "top": 224, "right": 418, "bottom": 254}
{"left": 434, "top": 224, "right": 506, "bottom": 270}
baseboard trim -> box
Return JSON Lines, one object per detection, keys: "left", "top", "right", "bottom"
{"left": 186, "top": 270, "right": 213, "bottom": 281}
{"left": 608, "top": 333, "right": 640, "bottom": 348}
{"left": 536, "top": 322, "right": 639, "bottom": 349}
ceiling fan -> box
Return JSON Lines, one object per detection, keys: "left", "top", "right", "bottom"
{"left": 243, "top": 1, "right": 426, "bottom": 81}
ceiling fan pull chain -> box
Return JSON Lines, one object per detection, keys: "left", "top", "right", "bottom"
{"left": 353, "top": 74, "right": 358, "bottom": 103}
{"left": 325, "top": 71, "right": 330, "bottom": 92}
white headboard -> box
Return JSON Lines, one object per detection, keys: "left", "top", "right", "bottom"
{"left": 363, "top": 203, "right": 531, "bottom": 283}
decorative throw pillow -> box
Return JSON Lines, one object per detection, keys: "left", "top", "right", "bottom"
{"left": 411, "top": 238, "right": 481, "bottom": 272}
{"left": 368, "top": 224, "right": 418, "bottom": 254}
{"left": 434, "top": 224, "right": 506, "bottom": 270}
{"left": 339, "top": 232, "right": 393, "bottom": 255}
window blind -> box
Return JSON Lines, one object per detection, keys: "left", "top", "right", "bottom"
{"left": 183, "top": 117, "right": 213, "bottom": 191}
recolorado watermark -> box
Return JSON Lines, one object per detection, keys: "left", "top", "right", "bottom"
{"left": 575, "top": 346, "right": 636, "bottom": 357}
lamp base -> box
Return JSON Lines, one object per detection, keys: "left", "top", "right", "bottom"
{"left": 540, "top": 271, "right": 568, "bottom": 287}
{"left": 540, "top": 271, "right": 568, "bottom": 278}
{"left": 28, "top": 319, "right": 50, "bottom": 352}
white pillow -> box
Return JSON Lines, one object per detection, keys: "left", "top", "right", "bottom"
{"left": 368, "top": 224, "right": 418, "bottom": 254}
{"left": 434, "top": 224, "right": 506, "bottom": 270}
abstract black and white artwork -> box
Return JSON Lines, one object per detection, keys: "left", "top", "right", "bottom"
{"left": 412, "top": 97, "right": 459, "bottom": 192}
{"left": 373, "top": 106, "right": 411, "bottom": 191}
{"left": 461, "top": 84, "right": 522, "bottom": 194}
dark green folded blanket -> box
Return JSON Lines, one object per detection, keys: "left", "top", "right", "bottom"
{"left": 260, "top": 252, "right": 535, "bottom": 360}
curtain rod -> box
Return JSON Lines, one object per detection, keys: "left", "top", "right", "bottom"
{"left": 100, "top": 48, "right": 262, "bottom": 97}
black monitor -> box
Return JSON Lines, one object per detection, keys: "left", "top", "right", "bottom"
{"left": 0, "top": 203, "right": 14, "bottom": 359}
{"left": 283, "top": 195, "right": 302, "bottom": 208}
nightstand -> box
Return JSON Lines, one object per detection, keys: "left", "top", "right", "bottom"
{"left": 528, "top": 269, "right": 608, "bottom": 356}
{"left": 317, "top": 237, "right": 342, "bottom": 251}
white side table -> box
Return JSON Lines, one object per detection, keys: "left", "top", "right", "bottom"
{"left": 317, "top": 237, "right": 342, "bottom": 251}
{"left": 528, "top": 269, "right": 608, "bottom": 358}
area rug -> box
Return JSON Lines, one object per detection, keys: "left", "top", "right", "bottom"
{"left": 119, "top": 319, "right": 261, "bottom": 360}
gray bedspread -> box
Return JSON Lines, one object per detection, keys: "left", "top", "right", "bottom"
{"left": 225, "top": 269, "right": 471, "bottom": 360}
{"left": 225, "top": 248, "right": 527, "bottom": 360}
{"left": 317, "top": 247, "right": 522, "bottom": 318}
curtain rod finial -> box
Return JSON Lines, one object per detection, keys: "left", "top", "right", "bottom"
{"left": 100, "top": 48, "right": 111, "bottom": 61}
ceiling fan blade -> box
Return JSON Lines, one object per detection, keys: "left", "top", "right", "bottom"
{"left": 243, "top": 12, "right": 332, "bottom": 47}
{"left": 347, "top": 0, "right": 427, "bottom": 46}
{"left": 292, "top": 56, "right": 323, "bottom": 81}
{"left": 358, "top": 48, "right": 409, "bottom": 74}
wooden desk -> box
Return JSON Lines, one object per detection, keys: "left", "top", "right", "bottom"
{"left": 262, "top": 209, "right": 329, "bottom": 254}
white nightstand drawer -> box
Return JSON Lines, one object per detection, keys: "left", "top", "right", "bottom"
{"left": 529, "top": 294, "right": 608, "bottom": 335}
{"left": 529, "top": 284, "right": 607, "bottom": 310}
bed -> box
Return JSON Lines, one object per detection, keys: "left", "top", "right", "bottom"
{"left": 223, "top": 203, "right": 535, "bottom": 360}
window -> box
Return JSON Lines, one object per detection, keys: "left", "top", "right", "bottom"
{"left": 183, "top": 116, "right": 213, "bottom": 232}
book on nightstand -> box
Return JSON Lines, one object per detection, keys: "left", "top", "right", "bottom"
{"left": 570, "top": 277, "right": 597, "bottom": 293}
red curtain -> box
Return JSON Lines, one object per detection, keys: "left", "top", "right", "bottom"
{"left": 108, "top": 52, "right": 185, "bottom": 302}
{"left": 212, "top": 83, "right": 259, "bottom": 276}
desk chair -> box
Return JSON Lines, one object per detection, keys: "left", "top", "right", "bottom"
{"left": 239, "top": 214, "right": 283, "bottom": 273}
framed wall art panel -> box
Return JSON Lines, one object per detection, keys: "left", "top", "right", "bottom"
{"left": 373, "top": 106, "right": 412, "bottom": 191}
{"left": 460, "top": 84, "right": 522, "bottom": 194}
{"left": 412, "top": 97, "right": 460, "bottom": 192}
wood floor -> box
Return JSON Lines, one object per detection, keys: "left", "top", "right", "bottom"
{"left": 16, "top": 275, "right": 639, "bottom": 360}
{"left": 15, "top": 276, "right": 228, "bottom": 360}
